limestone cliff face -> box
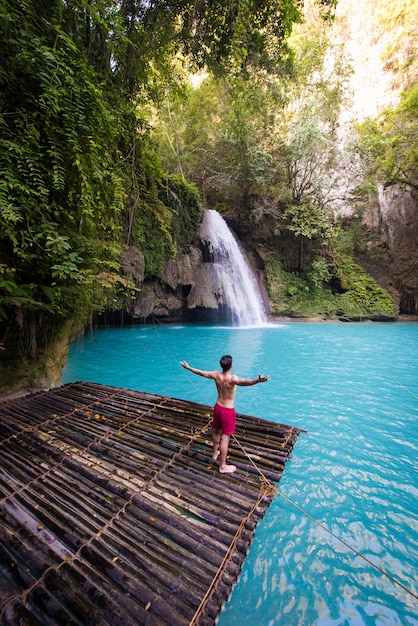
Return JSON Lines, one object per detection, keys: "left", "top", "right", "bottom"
{"left": 126, "top": 246, "right": 230, "bottom": 323}
{"left": 125, "top": 244, "right": 202, "bottom": 321}
{"left": 332, "top": 0, "right": 406, "bottom": 123}
{"left": 355, "top": 186, "right": 418, "bottom": 315}
{"left": 376, "top": 186, "right": 418, "bottom": 314}
{"left": 329, "top": 0, "right": 418, "bottom": 315}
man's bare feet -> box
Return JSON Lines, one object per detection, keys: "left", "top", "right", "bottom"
{"left": 212, "top": 450, "right": 220, "bottom": 462}
{"left": 219, "top": 464, "right": 236, "bottom": 474}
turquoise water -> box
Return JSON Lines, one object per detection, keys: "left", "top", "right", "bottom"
{"left": 62, "top": 322, "right": 418, "bottom": 625}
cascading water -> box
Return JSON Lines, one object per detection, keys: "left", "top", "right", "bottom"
{"left": 198, "top": 210, "right": 267, "bottom": 326}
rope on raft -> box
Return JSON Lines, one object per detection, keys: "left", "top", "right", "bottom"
{"left": 236, "top": 432, "right": 418, "bottom": 604}
{"left": 190, "top": 476, "right": 277, "bottom": 626}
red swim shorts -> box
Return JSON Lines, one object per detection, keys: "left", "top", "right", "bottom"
{"left": 212, "top": 403, "right": 236, "bottom": 435}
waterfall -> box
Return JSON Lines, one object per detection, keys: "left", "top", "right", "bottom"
{"left": 198, "top": 210, "right": 267, "bottom": 326}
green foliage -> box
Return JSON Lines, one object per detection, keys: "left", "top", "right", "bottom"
{"left": 334, "top": 254, "right": 397, "bottom": 317}
{"left": 266, "top": 248, "right": 397, "bottom": 318}
{"left": 282, "top": 201, "right": 332, "bottom": 274}
{"left": 153, "top": 73, "right": 291, "bottom": 209}
{"left": 159, "top": 175, "right": 203, "bottom": 254}
{"left": 306, "top": 255, "right": 331, "bottom": 289}
{"left": 177, "top": 0, "right": 301, "bottom": 76}
{"left": 283, "top": 202, "right": 330, "bottom": 239}
{"left": 108, "top": 0, "right": 302, "bottom": 93}
{"left": 265, "top": 256, "right": 338, "bottom": 317}
{"left": 327, "top": 220, "right": 396, "bottom": 317}
{"left": 355, "top": 83, "right": 418, "bottom": 189}
{"left": 121, "top": 145, "right": 174, "bottom": 279}
{"left": 127, "top": 170, "right": 203, "bottom": 277}
{"left": 0, "top": 0, "right": 129, "bottom": 324}
{"left": 133, "top": 193, "right": 174, "bottom": 279}
{"left": 332, "top": 217, "right": 369, "bottom": 257}
{"left": 151, "top": 0, "right": 352, "bottom": 221}
{"left": 277, "top": 10, "right": 353, "bottom": 216}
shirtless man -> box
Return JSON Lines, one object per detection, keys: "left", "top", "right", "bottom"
{"left": 180, "top": 355, "right": 270, "bottom": 474}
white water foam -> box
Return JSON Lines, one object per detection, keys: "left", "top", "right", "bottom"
{"left": 199, "top": 210, "right": 267, "bottom": 327}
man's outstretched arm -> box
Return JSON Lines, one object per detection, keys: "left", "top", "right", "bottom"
{"left": 180, "top": 361, "right": 216, "bottom": 379}
{"left": 234, "top": 374, "right": 270, "bottom": 386}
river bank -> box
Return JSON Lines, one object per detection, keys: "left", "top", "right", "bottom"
{"left": 269, "top": 313, "right": 418, "bottom": 323}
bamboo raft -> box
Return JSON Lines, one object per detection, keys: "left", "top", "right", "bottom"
{"left": 0, "top": 381, "right": 303, "bottom": 625}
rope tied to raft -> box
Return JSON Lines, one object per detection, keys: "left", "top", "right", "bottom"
{"left": 189, "top": 477, "right": 277, "bottom": 626}
{"left": 233, "top": 439, "right": 418, "bottom": 604}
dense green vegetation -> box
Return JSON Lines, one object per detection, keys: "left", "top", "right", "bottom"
{"left": 355, "top": 83, "right": 418, "bottom": 192}
{"left": 2, "top": 0, "right": 415, "bottom": 393}
{"left": 1, "top": 0, "right": 308, "bottom": 390}
{"left": 151, "top": 1, "right": 398, "bottom": 319}
{"left": 265, "top": 244, "right": 397, "bottom": 319}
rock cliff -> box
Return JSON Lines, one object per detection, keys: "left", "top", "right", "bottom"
{"left": 354, "top": 185, "right": 418, "bottom": 316}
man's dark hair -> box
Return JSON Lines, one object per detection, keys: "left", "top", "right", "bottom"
{"left": 220, "top": 355, "right": 232, "bottom": 372}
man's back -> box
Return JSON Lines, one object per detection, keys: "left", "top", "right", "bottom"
{"left": 179, "top": 358, "right": 269, "bottom": 408}
{"left": 214, "top": 371, "right": 237, "bottom": 408}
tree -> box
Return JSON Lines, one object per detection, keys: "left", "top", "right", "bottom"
{"left": 355, "top": 83, "right": 418, "bottom": 191}
{"left": 0, "top": 1, "right": 128, "bottom": 320}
